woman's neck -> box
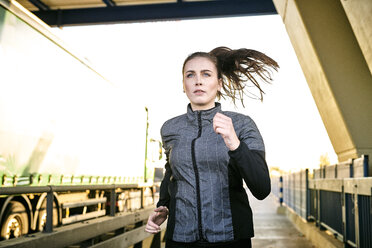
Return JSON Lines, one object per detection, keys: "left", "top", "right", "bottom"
{"left": 190, "top": 102, "right": 216, "bottom": 111}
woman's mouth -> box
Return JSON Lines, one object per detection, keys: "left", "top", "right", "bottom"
{"left": 194, "top": 89, "right": 205, "bottom": 95}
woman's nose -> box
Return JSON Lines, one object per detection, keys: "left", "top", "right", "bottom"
{"left": 195, "top": 76, "right": 203, "bottom": 85}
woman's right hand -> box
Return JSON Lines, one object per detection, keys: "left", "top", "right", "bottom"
{"left": 145, "top": 206, "right": 169, "bottom": 234}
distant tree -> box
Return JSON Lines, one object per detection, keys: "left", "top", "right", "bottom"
{"left": 319, "top": 153, "right": 330, "bottom": 167}
{"left": 269, "top": 166, "right": 284, "bottom": 177}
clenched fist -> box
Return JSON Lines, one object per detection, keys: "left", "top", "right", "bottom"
{"left": 145, "top": 206, "right": 168, "bottom": 234}
{"left": 213, "top": 112, "right": 240, "bottom": 151}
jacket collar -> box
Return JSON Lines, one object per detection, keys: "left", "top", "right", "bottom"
{"left": 186, "top": 102, "right": 221, "bottom": 125}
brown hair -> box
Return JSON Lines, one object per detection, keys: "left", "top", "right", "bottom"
{"left": 182, "top": 46, "right": 279, "bottom": 106}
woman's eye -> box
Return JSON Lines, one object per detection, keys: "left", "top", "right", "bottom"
{"left": 203, "top": 73, "right": 211, "bottom": 77}
{"left": 186, "top": 73, "right": 193, "bottom": 78}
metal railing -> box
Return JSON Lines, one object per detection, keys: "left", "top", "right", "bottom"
{"left": 0, "top": 183, "right": 162, "bottom": 248}
{"left": 275, "top": 170, "right": 309, "bottom": 220}
{"left": 271, "top": 155, "right": 371, "bottom": 248}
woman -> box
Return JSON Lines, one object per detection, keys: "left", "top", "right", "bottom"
{"left": 145, "top": 47, "right": 278, "bottom": 247}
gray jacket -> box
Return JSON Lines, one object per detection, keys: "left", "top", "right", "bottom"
{"left": 157, "top": 103, "right": 270, "bottom": 243}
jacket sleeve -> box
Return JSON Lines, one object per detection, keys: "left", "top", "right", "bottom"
{"left": 157, "top": 122, "right": 172, "bottom": 208}
{"left": 228, "top": 117, "right": 271, "bottom": 200}
{"left": 156, "top": 161, "right": 171, "bottom": 208}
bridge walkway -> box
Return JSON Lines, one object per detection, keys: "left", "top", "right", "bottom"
{"left": 249, "top": 192, "right": 315, "bottom": 248}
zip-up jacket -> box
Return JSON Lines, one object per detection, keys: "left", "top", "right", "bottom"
{"left": 157, "top": 103, "right": 271, "bottom": 243}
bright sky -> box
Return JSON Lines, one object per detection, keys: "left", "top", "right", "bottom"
{"left": 54, "top": 14, "right": 338, "bottom": 172}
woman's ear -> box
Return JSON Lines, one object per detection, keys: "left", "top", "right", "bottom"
{"left": 218, "top": 78, "right": 223, "bottom": 91}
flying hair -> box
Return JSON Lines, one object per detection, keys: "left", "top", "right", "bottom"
{"left": 182, "top": 46, "right": 279, "bottom": 107}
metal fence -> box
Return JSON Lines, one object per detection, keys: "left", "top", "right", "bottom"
{"left": 274, "top": 170, "right": 309, "bottom": 220}
{"left": 343, "top": 178, "right": 372, "bottom": 248}
{"left": 0, "top": 184, "right": 162, "bottom": 248}
{"left": 271, "top": 155, "right": 371, "bottom": 248}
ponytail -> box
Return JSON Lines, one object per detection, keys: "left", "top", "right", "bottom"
{"left": 183, "top": 46, "right": 279, "bottom": 106}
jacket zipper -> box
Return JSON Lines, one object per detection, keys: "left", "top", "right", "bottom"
{"left": 191, "top": 111, "right": 205, "bottom": 241}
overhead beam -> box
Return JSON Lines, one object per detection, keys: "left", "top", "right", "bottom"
{"left": 273, "top": 0, "right": 372, "bottom": 161}
{"left": 31, "top": 0, "right": 276, "bottom": 27}
{"left": 28, "top": 0, "right": 50, "bottom": 11}
{"left": 340, "top": 0, "right": 372, "bottom": 75}
{"left": 102, "top": 0, "right": 116, "bottom": 7}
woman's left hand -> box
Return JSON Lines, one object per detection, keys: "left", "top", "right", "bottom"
{"left": 213, "top": 113, "right": 240, "bottom": 151}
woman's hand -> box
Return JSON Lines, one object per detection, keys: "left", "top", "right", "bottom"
{"left": 145, "top": 206, "right": 169, "bottom": 234}
{"left": 213, "top": 113, "right": 240, "bottom": 151}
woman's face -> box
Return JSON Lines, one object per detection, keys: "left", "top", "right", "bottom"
{"left": 183, "top": 56, "right": 221, "bottom": 111}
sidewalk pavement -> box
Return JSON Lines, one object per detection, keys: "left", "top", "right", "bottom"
{"left": 249, "top": 192, "right": 315, "bottom": 248}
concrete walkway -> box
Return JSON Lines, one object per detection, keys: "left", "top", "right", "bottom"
{"left": 249, "top": 192, "right": 315, "bottom": 248}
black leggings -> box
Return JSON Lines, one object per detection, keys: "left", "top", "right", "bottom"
{"left": 165, "top": 238, "right": 252, "bottom": 248}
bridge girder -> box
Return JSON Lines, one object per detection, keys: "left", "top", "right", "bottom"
{"left": 273, "top": 0, "right": 372, "bottom": 162}
{"left": 29, "top": 0, "right": 277, "bottom": 27}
